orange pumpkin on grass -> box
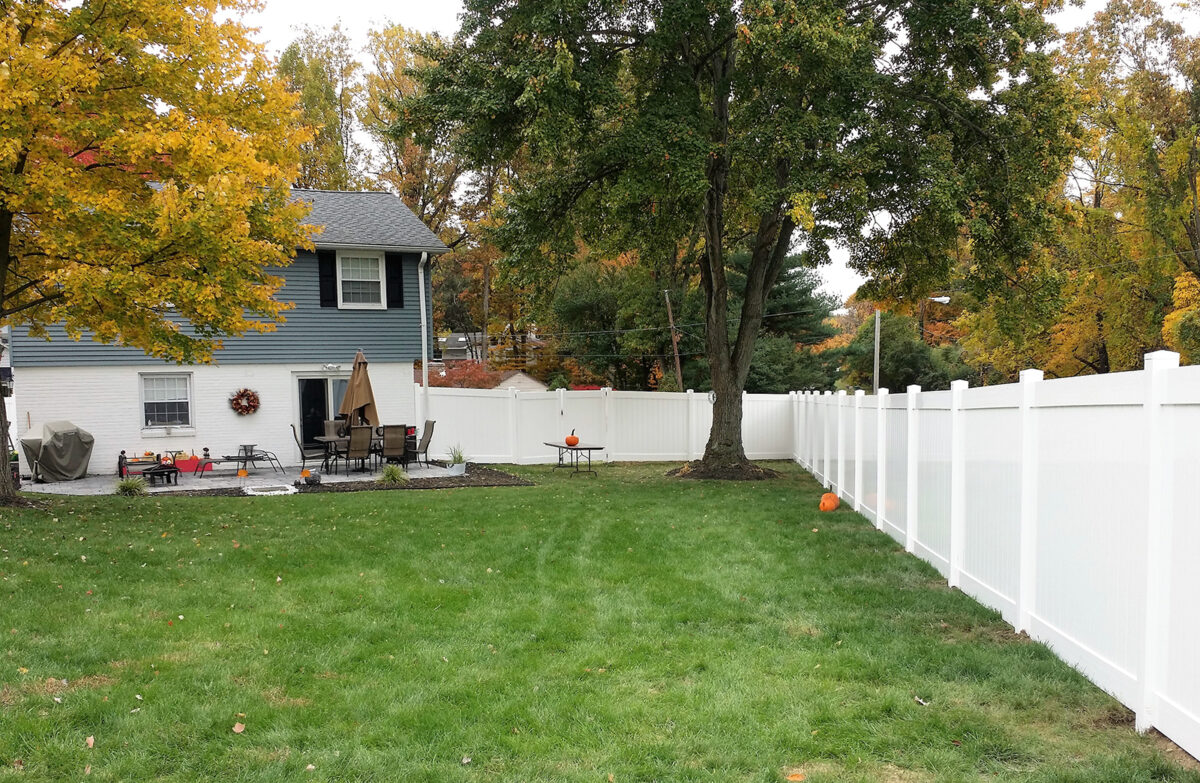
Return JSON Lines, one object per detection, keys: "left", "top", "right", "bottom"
{"left": 565, "top": 429, "right": 579, "bottom": 447}
{"left": 818, "top": 492, "right": 840, "bottom": 512}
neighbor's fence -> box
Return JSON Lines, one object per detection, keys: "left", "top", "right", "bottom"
{"left": 793, "top": 351, "right": 1200, "bottom": 760}
{"left": 415, "top": 384, "right": 797, "bottom": 464}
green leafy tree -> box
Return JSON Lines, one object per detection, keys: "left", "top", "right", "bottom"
{"left": 842, "top": 313, "right": 974, "bottom": 391}
{"left": 277, "top": 25, "right": 366, "bottom": 190}
{"left": 401, "top": 0, "right": 1073, "bottom": 477}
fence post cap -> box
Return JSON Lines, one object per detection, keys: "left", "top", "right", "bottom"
{"left": 950, "top": 379, "right": 969, "bottom": 391}
{"left": 1019, "top": 368, "right": 1044, "bottom": 383}
{"left": 854, "top": 388, "right": 865, "bottom": 397}
{"left": 1145, "top": 350, "right": 1180, "bottom": 369}
{"left": 878, "top": 387, "right": 889, "bottom": 395}
{"left": 837, "top": 389, "right": 847, "bottom": 396}
{"left": 906, "top": 384, "right": 921, "bottom": 394}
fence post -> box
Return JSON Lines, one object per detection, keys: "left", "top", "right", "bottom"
{"left": 876, "top": 388, "right": 889, "bottom": 530}
{"left": 508, "top": 387, "right": 521, "bottom": 464}
{"left": 1017, "top": 368, "right": 1043, "bottom": 633}
{"left": 853, "top": 389, "right": 864, "bottom": 511}
{"left": 686, "top": 389, "right": 696, "bottom": 461}
{"left": 603, "top": 387, "right": 614, "bottom": 462}
{"left": 948, "top": 379, "right": 968, "bottom": 588}
{"left": 1137, "top": 350, "right": 1179, "bottom": 733}
{"left": 791, "top": 391, "right": 800, "bottom": 464}
{"left": 415, "top": 382, "right": 424, "bottom": 424}
{"left": 836, "top": 390, "right": 847, "bottom": 497}
{"left": 822, "top": 391, "right": 832, "bottom": 488}
{"left": 905, "top": 385, "right": 920, "bottom": 553}
{"left": 557, "top": 387, "right": 567, "bottom": 443}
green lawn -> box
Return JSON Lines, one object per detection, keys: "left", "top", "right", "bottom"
{"left": 1, "top": 463, "right": 1196, "bottom": 782}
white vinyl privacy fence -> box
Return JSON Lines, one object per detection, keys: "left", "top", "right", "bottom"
{"left": 416, "top": 385, "right": 797, "bottom": 464}
{"left": 795, "top": 351, "right": 1200, "bottom": 760}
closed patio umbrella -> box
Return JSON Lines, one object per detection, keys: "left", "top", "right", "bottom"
{"left": 338, "top": 350, "right": 379, "bottom": 426}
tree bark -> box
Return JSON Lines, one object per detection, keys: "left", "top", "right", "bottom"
{"left": 0, "top": 205, "right": 16, "bottom": 500}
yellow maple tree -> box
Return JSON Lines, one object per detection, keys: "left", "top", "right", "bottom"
{"left": 1, "top": 0, "right": 311, "bottom": 364}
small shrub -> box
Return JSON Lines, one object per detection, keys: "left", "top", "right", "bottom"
{"left": 115, "top": 476, "right": 149, "bottom": 496}
{"left": 377, "top": 463, "right": 410, "bottom": 486}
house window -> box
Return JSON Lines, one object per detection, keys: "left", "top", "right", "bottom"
{"left": 337, "top": 252, "right": 385, "bottom": 309}
{"left": 141, "top": 373, "right": 192, "bottom": 427}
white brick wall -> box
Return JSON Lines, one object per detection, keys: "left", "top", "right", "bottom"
{"left": 15, "top": 362, "right": 415, "bottom": 475}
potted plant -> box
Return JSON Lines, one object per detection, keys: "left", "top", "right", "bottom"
{"left": 446, "top": 445, "right": 467, "bottom": 476}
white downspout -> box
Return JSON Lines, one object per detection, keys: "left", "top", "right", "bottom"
{"left": 418, "top": 251, "right": 430, "bottom": 424}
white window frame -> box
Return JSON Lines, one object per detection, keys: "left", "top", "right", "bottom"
{"left": 336, "top": 250, "right": 387, "bottom": 310}
{"left": 139, "top": 372, "right": 194, "bottom": 430}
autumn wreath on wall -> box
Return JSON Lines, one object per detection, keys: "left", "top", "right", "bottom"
{"left": 229, "top": 388, "right": 261, "bottom": 416}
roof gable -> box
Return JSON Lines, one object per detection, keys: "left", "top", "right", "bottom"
{"left": 295, "top": 189, "right": 448, "bottom": 253}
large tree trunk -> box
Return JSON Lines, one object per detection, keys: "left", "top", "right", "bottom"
{"left": 0, "top": 388, "right": 14, "bottom": 501}
{"left": 671, "top": 32, "right": 795, "bottom": 480}
{"left": 0, "top": 204, "right": 15, "bottom": 501}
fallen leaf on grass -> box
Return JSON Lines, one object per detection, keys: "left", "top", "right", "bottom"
{"left": 306, "top": 764, "right": 316, "bottom": 771}
{"left": 914, "top": 696, "right": 929, "bottom": 706}
{"left": 786, "top": 772, "right": 806, "bottom": 781}
{"left": 232, "top": 722, "right": 245, "bottom": 734}
{"left": 461, "top": 756, "right": 471, "bottom": 765}
{"left": 86, "top": 736, "right": 94, "bottom": 749}
{"left": 85, "top": 764, "right": 91, "bottom": 774}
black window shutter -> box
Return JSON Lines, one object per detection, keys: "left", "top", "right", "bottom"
{"left": 385, "top": 253, "right": 404, "bottom": 309}
{"left": 317, "top": 250, "right": 337, "bottom": 307}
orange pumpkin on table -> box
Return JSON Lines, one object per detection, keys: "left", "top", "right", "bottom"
{"left": 818, "top": 492, "right": 840, "bottom": 512}
{"left": 565, "top": 429, "right": 579, "bottom": 447}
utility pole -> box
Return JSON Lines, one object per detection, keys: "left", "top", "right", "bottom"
{"left": 663, "top": 290, "right": 684, "bottom": 391}
{"left": 873, "top": 308, "right": 881, "bottom": 393}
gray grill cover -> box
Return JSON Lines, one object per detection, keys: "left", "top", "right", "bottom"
{"left": 21, "top": 421, "right": 94, "bottom": 481}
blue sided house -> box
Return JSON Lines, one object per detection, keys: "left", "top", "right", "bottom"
{"left": 9, "top": 190, "right": 447, "bottom": 474}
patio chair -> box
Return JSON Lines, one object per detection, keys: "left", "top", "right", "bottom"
{"left": 342, "top": 425, "right": 373, "bottom": 474}
{"left": 324, "top": 420, "right": 345, "bottom": 438}
{"left": 379, "top": 425, "right": 409, "bottom": 467}
{"left": 291, "top": 424, "right": 327, "bottom": 473}
{"left": 408, "top": 420, "right": 435, "bottom": 469}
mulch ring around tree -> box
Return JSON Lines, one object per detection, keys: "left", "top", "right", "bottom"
{"left": 667, "top": 460, "right": 780, "bottom": 481}
{"left": 163, "top": 464, "right": 534, "bottom": 498}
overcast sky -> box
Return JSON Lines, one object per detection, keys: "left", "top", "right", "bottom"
{"left": 242, "top": 0, "right": 1172, "bottom": 302}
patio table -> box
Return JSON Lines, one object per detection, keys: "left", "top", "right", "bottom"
{"left": 544, "top": 442, "right": 603, "bottom": 476}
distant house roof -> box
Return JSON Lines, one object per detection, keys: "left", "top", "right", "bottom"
{"left": 496, "top": 370, "right": 547, "bottom": 392}
{"left": 295, "top": 189, "right": 449, "bottom": 254}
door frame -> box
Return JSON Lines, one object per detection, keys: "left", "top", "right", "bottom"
{"left": 291, "top": 370, "right": 351, "bottom": 458}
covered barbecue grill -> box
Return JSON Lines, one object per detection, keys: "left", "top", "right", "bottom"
{"left": 20, "top": 421, "right": 94, "bottom": 482}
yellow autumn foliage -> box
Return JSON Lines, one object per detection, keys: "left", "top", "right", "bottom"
{"left": 0, "top": 0, "right": 313, "bottom": 363}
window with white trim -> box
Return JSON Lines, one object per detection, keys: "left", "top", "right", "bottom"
{"left": 141, "top": 373, "right": 192, "bottom": 427}
{"left": 337, "top": 252, "right": 385, "bottom": 309}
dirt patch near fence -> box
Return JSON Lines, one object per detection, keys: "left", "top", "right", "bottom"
{"left": 161, "top": 464, "right": 533, "bottom": 497}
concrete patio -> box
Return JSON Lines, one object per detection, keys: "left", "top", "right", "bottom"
{"left": 21, "top": 461, "right": 454, "bottom": 496}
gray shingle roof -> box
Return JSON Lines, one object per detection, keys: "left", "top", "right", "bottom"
{"left": 295, "top": 189, "right": 448, "bottom": 254}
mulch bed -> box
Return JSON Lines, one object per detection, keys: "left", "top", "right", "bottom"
{"left": 160, "top": 464, "right": 533, "bottom": 498}
{"left": 667, "top": 460, "right": 780, "bottom": 481}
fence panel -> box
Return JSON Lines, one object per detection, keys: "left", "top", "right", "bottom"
{"left": 745, "top": 393, "right": 795, "bottom": 458}
{"left": 1030, "top": 374, "right": 1148, "bottom": 707}
{"left": 425, "top": 387, "right": 511, "bottom": 462}
{"left": 881, "top": 393, "right": 909, "bottom": 543}
{"left": 859, "top": 395, "right": 879, "bottom": 521}
{"left": 959, "top": 384, "right": 1022, "bottom": 620}
{"left": 915, "top": 390, "right": 952, "bottom": 572}
{"left": 1161, "top": 365, "right": 1200, "bottom": 754}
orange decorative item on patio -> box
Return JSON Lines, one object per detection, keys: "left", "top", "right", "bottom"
{"left": 565, "top": 429, "right": 579, "bottom": 447}
{"left": 237, "top": 469, "right": 248, "bottom": 478}
{"left": 818, "top": 492, "right": 839, "bottom": 512}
